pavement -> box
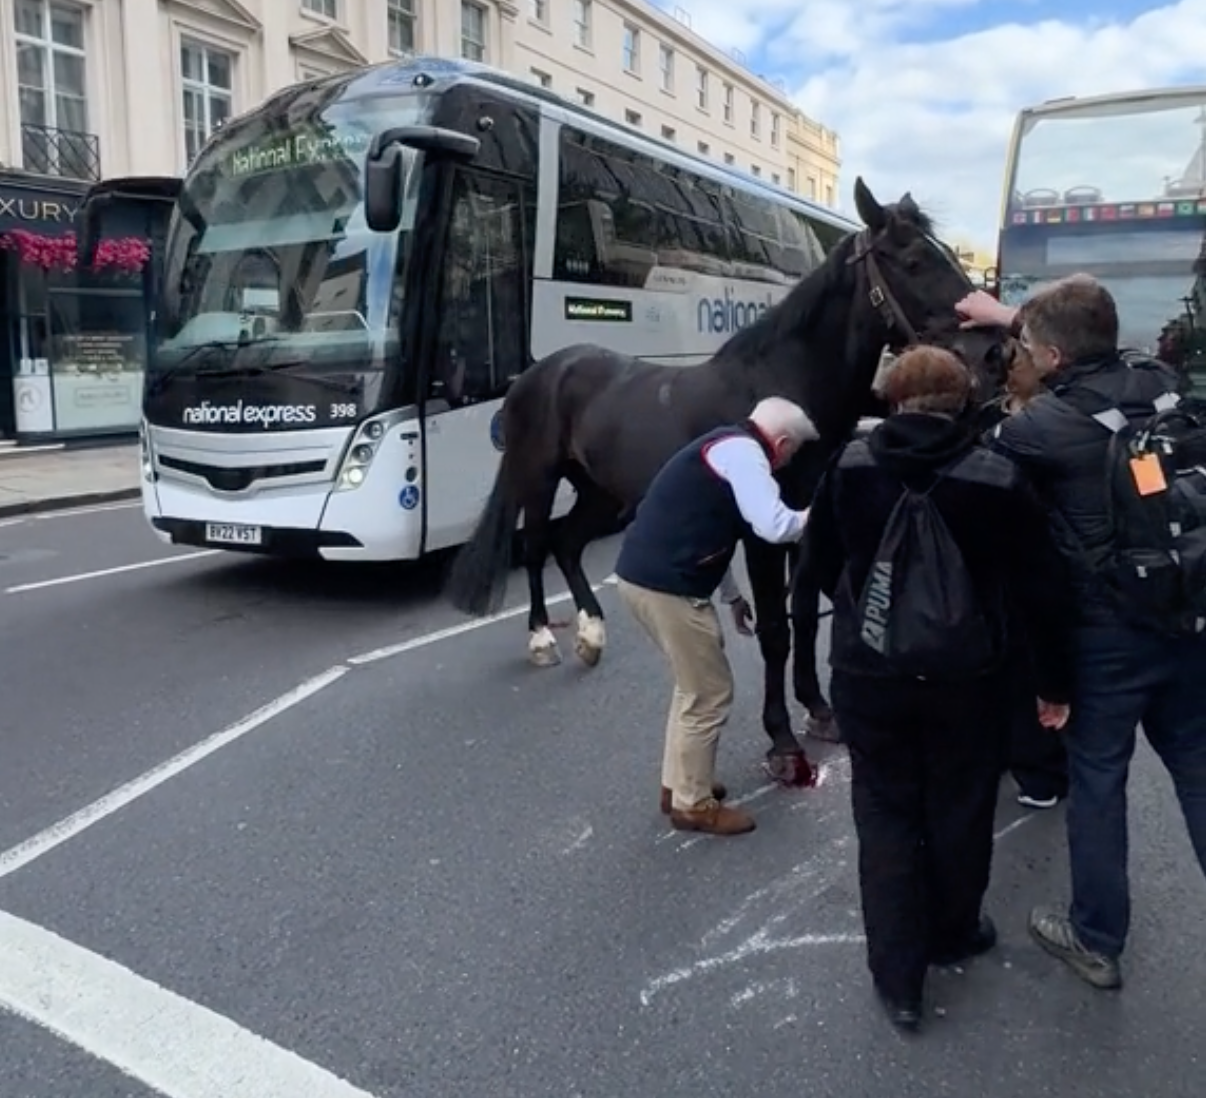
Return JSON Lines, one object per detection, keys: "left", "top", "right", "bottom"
{"left": 1, "top": 504, "right": 1206, "bottom": 1098}
{"left": 0, "top": 443, "right": 140, "bottom": 517}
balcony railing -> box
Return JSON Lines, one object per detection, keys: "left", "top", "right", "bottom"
{"left": 20, "top": 122, "right": 101, "bottom": 182}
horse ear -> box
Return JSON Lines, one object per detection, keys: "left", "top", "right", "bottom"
{"left": 899, "top": 191, "right": 920, "bottom": 218}
{"left": 853, "top": 177, "right": 887, "bottom": 233}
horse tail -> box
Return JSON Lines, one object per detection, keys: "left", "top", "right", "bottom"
{"left": 445, "top": 447, "right": 520, "bottom": 618}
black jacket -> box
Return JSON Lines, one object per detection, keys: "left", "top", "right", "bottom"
{"left": 796, "top": 413, "right": 1075, "bottom": 703}
{"left": 615, "top": 421, "right": 771, "bottom": 599}
{"left": 984, "top": 352, "right": 1182, "bottom": 626}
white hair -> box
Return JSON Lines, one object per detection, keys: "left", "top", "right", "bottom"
{"left": 749, "top": 396, "right": 818, "bottom": 446}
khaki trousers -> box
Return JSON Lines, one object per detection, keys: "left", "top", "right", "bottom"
{"left": 618, "top": 579, "right": 735, "bottom": 810}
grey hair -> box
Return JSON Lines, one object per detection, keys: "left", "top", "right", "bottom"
{"left": 749, "top": 396, "right": 819, "bottom": 446}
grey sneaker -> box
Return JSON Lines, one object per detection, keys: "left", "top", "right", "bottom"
{"left": 1028, "top": 907, "right": 1122, "bottom": 990}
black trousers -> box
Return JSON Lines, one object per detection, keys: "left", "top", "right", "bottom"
{"left": 1003, "top": 648, "right": 1068, "bottom": 801}
{"left": 831, "top": 669, "right": 1009, "bottom": 1003}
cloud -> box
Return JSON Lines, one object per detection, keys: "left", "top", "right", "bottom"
{"left": 663, "top": 0, "right": 1206, "bottom": 250}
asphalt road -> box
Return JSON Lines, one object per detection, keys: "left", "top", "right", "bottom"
{"left": 1, "top": 502, "right": 1205, "bottom": 1098}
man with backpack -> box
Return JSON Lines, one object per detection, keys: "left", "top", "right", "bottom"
{"left": 957, "top": 276, "right": 1206, "bottom": 991}
{"left": 795, "top": 345, "right": 1074, "bottom": 1030}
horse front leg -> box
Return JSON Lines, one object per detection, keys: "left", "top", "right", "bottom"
{"left": 789, "top": 560, "right": 840, "bottom": 742}
{"left": 745, "top": 540, "right": 815, "bottom": 788}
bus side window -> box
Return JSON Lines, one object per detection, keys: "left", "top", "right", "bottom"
{"left": 776, "top": 209, "right": 826, "bottom": 278}
{"left": 432, "top": 171, "right": 533, "bottom": 406}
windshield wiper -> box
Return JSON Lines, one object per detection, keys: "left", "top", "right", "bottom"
{"left": 147, "top": 336, "right": 282, "bottom": 392}
{"left": 236, "top": 360, "right": 361, "bottom": 395}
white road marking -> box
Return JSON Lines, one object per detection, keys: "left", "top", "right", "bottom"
{"left": 36, "top": 500, "right": 141, "bottom": 520}
{"left": 0, "top": 667, "right": 347, "bottom": 881}
{"left": 0, "top": 911, "right": 377, "bottom": 1098}
{"left": 0, "top": 577, "right": 619, "bottom": 879}
{"left": 0, "top": 501, "right": 140, "bottom": 531}
{"left": 640, "top": 811, "right": 1044, "bottom": 1007}
{"left": 347, "top": 577, "right": 612, "bottom": 665}
{"left": 5, "top": 550, "right": 220, "bottom": 594}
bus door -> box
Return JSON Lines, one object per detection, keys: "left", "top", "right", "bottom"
{"left": 420, "top": 167, "right": 535, "bottom": 552}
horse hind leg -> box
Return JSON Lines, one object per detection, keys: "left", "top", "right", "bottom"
{"left": 551, "top": 481, "right": 619, "bottom": 668}
{"left": 521, "top": 477, "right": 564, "bottom": 668}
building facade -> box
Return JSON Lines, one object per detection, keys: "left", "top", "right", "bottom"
{"left": 0, "top": 0, "right": 841, "bottom": 440}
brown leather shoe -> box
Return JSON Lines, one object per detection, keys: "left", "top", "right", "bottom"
{"left": 669, "top": 799, "right": 756, "bottom": 835}
{"left": 660, "top": 782, "right": 727, "bottom": 815}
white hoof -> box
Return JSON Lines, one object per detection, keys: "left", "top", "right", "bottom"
{"left": 528, "top": 626, "right": 561, "bottom": 667}
{"left": 573, "top": 610, "right": 607, "bottom": 667}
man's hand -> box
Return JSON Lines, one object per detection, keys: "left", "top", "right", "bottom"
{"left": 1037, "top": 698, "right": 1071, "bottom": 730}
{"left": 728, "top": 596, "right": 755, "bottom": 636}
{"left": 956, "top": 290, "right": 1016, "bottom": 330}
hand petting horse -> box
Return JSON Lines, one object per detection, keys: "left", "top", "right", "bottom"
{"left": 444, "top": 177, "right": 1009, "bottom": 788}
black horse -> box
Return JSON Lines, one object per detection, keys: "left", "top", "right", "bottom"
{"left": 444, "top": 178, "right": 1005, "bottom": 786}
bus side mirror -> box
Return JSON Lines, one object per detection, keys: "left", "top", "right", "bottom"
{"left": 364, "top": 125, "right": 481, "bottom": 233}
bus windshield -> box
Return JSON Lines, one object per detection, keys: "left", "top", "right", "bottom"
{"left": 1000, "top": 91, "right": 1206, "bottom": 381}
{"left": 156, "top": 84, "right": 428, "bottom": 379}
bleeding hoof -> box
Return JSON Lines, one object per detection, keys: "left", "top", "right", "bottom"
{"left": 764, "top": 749, "right": 817, "bottom": 788}
{"left": 528, "top": 626, "right": 562, "bottom": 668}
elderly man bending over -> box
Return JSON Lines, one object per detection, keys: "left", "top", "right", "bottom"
{"left": 615, "top": 396, "right": 816, "bottom": 836}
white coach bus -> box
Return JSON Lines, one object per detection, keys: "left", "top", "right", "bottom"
{"left": 79, "top": 56, "right": 859, "bottom": 562}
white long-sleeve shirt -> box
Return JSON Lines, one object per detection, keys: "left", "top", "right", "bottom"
{"left": 702, "top": 435, "right": 810, "bottom": 549}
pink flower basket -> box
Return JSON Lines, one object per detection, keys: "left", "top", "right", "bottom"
{"left": 0, "top": 229, "right": 150, "bottom": 275}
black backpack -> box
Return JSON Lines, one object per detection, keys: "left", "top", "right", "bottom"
{"left": 1057, "top": 362, "right": 1206, "bottom": 637}
{"left": 854, "top": 455, "right": 1000, "bottom": 680}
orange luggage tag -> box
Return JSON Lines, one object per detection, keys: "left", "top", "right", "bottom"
{"left": 1129, "top": 453, "right": 1167, "bottom": 496}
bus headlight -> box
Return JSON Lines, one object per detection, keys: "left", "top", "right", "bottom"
{"left": 335, "top": 418, "right": 385, "bottom": 491}
{"left": 139, "top": 424, "right": 156, "bottom": 481}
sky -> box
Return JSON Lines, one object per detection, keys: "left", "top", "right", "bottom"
{"left": 653, "top": 0, "right": 1206, "bottom": 252}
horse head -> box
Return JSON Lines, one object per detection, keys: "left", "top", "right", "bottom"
{"left": 848, "top": 177, "right": 1009, "bottom": 403}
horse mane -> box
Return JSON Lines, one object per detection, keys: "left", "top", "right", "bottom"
{"left": 711, "top": 200, "right": 939, "bottom": 368}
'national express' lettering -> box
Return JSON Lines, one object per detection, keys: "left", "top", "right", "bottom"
{"left": 696, "top": 287, "right": 778, "bottom": 334}
{"left": 181, "top": 400, "right": 318, "bottom": 428}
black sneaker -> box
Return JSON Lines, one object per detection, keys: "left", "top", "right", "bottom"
{"left": 931, "top": 915, "right": 998, "bottom": 967}
{"left": 1028, "top": 906, "right": 1122, "bottom": 989}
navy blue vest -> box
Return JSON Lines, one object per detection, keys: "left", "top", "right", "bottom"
{"left": 616, "top": 422, "right": 773, "bottom": 599}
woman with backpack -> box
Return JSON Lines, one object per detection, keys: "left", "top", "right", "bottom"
{"left": 794, "top": 344, "right": 1074, "bottom": 1031}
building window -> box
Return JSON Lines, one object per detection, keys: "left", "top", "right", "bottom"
{"left": 658, "top": 44, "right": 673, "bottom": 92}
{"left": 752, "top": 165, "right": 761, "bottom": 177}
{"left": 697, "top": 140, "right": 709, "bottom": 155}
{"left": 787, "top": 166, "right": 796, "bottom": 191}
{"left": 807, "top": 176, "right": 816, "bottom": 199}
{"left": 622, "top": 23, "right": 639, "bottom": 73}
{"left": 576, "top": 87, "right": 594, "bottom": 107}
{"left": 772, "top": 172, "right": 780, "bottom": 185}
{"left": 625, "top": 109, "right": 641, "bottom": 127}
{"left": 302, "top": 0, "right": 337, "bottom": 18}
{"left": 661, "top": 125, "right": 675, "bottom": 141}
{"left": 695, "top": 66, "right": 708, "bottom": 110}
{"left": 573, "top": 0, "right": 591, "bottom": 48}
{"left": 723, "top": 152, "right": 735, "bottom": 165}
{"left": 14, "top": 0, "right": 91, "bottom": 178}
{"left": 771, "top": 112, "right": 781, "bottom": 148}
{"left": 461, "top": 2, "right": 486, "bottom": 61}
{"left": 531, "top": 68, "right": 551, "bottom": 88}
{"left": 530, "top": 0, "right": 547, "bottom": 22}
{"left": 388, "top": 0, "right": 416, "bottom": 54}
{"left": 722, "top": 83, "right": 733, "bottom": 124}
{"left": 751, "top": 102, "right": 760, "bottom": 139}
{"left": 180, "top": 38, "right": 233, "bottom": 165}
{"left": 825, "top": 183, "right": 834, "bottom": 206}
